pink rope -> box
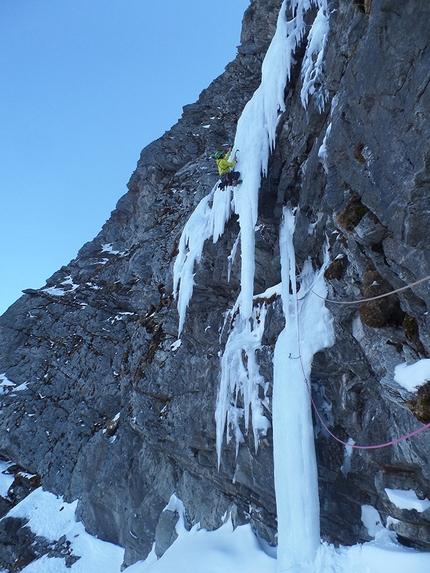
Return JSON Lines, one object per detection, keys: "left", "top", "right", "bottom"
{"left": 306, "top": 370, "right": 430, "bottom": 449}
{"left": 294, "top": 295, "right": 430, "bottom": 450}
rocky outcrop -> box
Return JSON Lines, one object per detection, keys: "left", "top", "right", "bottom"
{"left": 1, "top": 0, "right": 430, "bottom": 569}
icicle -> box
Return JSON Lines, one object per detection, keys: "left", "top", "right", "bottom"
{"left": 173, "top": 0, "right": 332, "bottom": 329}
{"left": 300, "top": 0, "right": 330, "bottom": 111}
{"left": 231, "top": 0, "right": 295, "bottom": 321}
{"left": 173, "top": 184, "right": 232, "bottom": 335}
{"left": 215, "top": 305, "right": 271, "bottom": 467}
{"left": 174, "top": 0, "right": 331, "bottom": 330}
{"left": 174, "top": 1, "right": 333, "bottom": 493}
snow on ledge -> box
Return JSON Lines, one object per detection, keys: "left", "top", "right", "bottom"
{"left": 385, "top": 488, "right": 430, "bottom": 513}
{"left": 394, "top": 359, "right": 430, "bottom": 392}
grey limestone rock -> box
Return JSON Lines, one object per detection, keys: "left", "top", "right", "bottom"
{"left": 1, "top": 0, "right": 430, "bottom": 568}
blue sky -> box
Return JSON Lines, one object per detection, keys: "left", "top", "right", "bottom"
{"left": 0, "top": 0, "right": 249, "bottom": 315}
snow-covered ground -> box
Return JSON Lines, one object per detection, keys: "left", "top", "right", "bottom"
{"left": 2, "top": 487, "right": 430, "bottom": 573}
{"left": 2, "top": 488, "right": 124, "bottom": 573}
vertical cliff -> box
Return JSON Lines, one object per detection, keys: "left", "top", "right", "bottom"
{"left": 1, "top": 0, "right": 430, "bottom": 570}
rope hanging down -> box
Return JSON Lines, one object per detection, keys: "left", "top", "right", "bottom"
{"left": 296, "top": 317, "right": 430, "bottom": 450}
{"left": 295, "top": 273, "right": 430, "bottom": 449}
{"left": 302, "top": 360, "right": 430, "bottom": 450}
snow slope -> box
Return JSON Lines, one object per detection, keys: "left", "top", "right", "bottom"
{"left": 3, "top": 487, "right": 430, "bottom": 573}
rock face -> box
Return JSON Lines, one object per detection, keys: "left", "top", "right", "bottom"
{"left": 1, "top": 0, "right": 430, "bottom": 568}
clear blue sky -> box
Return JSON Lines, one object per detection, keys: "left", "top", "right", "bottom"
{"left": 0, "top": 0, "right": 249, "bottom": 315}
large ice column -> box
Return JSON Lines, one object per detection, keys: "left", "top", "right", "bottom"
{"left": 273, "top": 208, "right": 334, "bottom": 572}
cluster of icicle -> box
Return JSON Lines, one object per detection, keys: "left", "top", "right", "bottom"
{"left": 173, "top": 0, "right": 329, "bottom": 464}
{"left": 173, "top": 1, "right": 332, "bottom": 570}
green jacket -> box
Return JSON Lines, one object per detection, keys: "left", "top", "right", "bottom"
{"left": 216, "top": 150, "right": 236, "bottom": 176}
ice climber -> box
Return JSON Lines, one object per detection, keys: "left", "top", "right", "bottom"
{"left": 214, "top": 149, "right": 242, "bottom": 190}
